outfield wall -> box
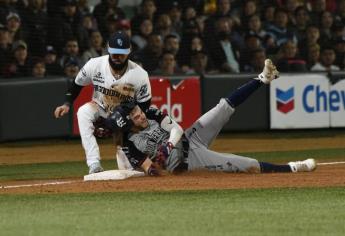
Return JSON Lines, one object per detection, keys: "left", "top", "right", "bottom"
{"left": 0, "top": 73, "right": 344, "bottom": 141}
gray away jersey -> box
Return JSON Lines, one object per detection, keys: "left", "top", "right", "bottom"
{"left": 128, "top": 119, "right": 185, "bottom": 172}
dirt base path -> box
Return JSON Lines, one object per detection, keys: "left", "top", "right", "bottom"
{"left": 1, "top": 132, "right": 345, "bottom": 194}
{"left": 1, "top": 164, "right": 345, "bottom": 194}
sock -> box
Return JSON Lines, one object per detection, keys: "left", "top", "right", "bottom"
{"left": 259, "top": 162, "right": 292, "bottom": 173}
{"left": 226, "top": 79, "right": 263, "bottom": 108}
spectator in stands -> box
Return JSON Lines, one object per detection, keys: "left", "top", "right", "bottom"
{"left": 292, "top": 6, "right": 311, "bottom": 42}
{"left": 179, "top": 17, "right": 202, "bottom": 54}
{"left": 208, "top": 17, "right": 240, "bottom": 73}
{"left": 77, "top": 0, "right": 91, "bottom": 15}
{"left": 306, "top": 43, "right": 320, "bottom": 69}
{"left": 319, "top": 11, "right": 334, "bottom": 45}
{"left": 3, "top": 40, "right": 31, "bottom": 78}
{"left": 276, "top": 40, "right": 307, "bottom": 72}
{"left": 204, "top": 0, "right": 235, "bottom": 45}
{"left": 131, "top": 33, "right": 163, "bottom": 73}
{"left": 0, "top": 0, "right": 16, "bottom": 24}
{"left": 333, "top": 37, "right": 345, "bottom": 69}
{"left": 285, "top": 0, "right": 300, "bottom": 26}
{"left": 77, "top": 13, "right": 98, "bottom": 53}
{"left": 163, "top": 34, "right": 180, "bottom": 57}
{"left": 131, "top": 0, "right": 156, "bottom": 35}
{"left": 59, "top": 38, "right": 82, "bottom": 69}
{"left": 243, "top": 48, "right": 266, "bottom": 72}
{"left": 152, "top": 50, "right": 181, "bottom": 76}
{"left": 168, "top": 1, "right": 183, "bottom": 37}
{"left": 335, "top": 0, "right": 345, "bottom": 24}
{"left": 116, "top": 18, "right": 132, "bottom": 37}
{"left": 46, "top": 0, "right": 81, "bottom": 55}
{"left": 177, "top": 35, "right": 205, "bottom": 73}
{"left": 309, "top": 0, "right": 327, "bottom": 24}
{"left": 19, "top": 0, "right": 47, "bottom": 57}
{"left": 261, "top": 4, "right": 275, "bottom": 29}
{"left": 0, "top": 24, "right": 11, "bottom": 76}
{"left": 311, "top": 46, "right": 340, "bottom": 71}
{"left": 266, "top": 8, "right": 297, "bottom": 49}
{"left": 247, "top": 14, "right": 267, "bottom": 41}
{"left": 189, "top": 49, "right": 210, "bottom": 75}
{"left": 240, "top": 0, "right": 258, "bottom": 31}
{"left": 183, "top": 5, "right": 197, "bottom": 22}
{"left": 63, "top": 56, "right": 80, "bottom": 80}
{"left": 331, "top": 21, "right": 345, "bottom": 40}
{"left": 131, "top": 17, "right": 153, "bottom": 50}
{"left": 298, "top": 24, "right": 320, "bottom": 60}
{"left": 104, "top": 14, "right": 131, "bottom": 41}
{"left": 246, "top": 14, "right": 274, "bottom": 52}
{"left": 239, "top": 34, "right": 263, "bottom": 71}
{"left": 31, "top": 57, "right": 46, "bottom": 78}
{"left": 6, "top": 12, "right": 25, "bottom": 44}
{"left": 44, "top": 45, "right": 62, "bottom": 76}
{"left": 155, "top": 13, "right": 179, "bottom": 40}
{"left": 93, "top": 0, "right": 125, "bottom": 39}
{"left": 81, "top": 30, "right": 107, "bottom": 65}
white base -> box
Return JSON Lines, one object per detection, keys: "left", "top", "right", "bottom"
{"left": 84, "top": 170, "right": 145, "bottom": 181}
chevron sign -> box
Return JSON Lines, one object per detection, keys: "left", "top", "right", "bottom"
{"left": 276, "top": 87, "right": 294, "bottom": 113}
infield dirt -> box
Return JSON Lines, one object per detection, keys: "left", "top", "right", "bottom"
{"left": 1, "top": 132, "right": 345, "bottom": 194}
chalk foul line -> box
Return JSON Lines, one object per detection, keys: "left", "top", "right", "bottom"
{"left": 0, "top": 180, "right": 80, "bottom": 189}
{"left": 316, "top": 161, "right": 345, "bottom": 166}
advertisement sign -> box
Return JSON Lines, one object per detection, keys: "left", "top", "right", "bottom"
{"left": 72, "top": 77, "right": 201, "bottom": 135}
{"left": 150, "top": 77, "right": 201, "bottom": 129}
{"left": 270, "top": 74, "right": 330, "bottom": 129}
{"left": 330, "top": 79, "right": 345, "bottom": 127}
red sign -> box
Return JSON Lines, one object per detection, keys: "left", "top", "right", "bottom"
{"left": 150, "top": 77, "right": 201, "bottom": 129}
{"left": 72, "top": 77, "right": 201, "bottom": 135}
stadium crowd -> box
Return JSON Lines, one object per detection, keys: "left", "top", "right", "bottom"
{"left": 0, "top": 0, "right": 344, "bottom": 79}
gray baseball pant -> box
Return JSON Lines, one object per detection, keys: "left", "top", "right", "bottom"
{"left": 184, "top": 99, "right": 261, "bottom": 173}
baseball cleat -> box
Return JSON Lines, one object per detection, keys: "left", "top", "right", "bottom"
{"left": 257, "top": 59, "right": 279, "bottom": 84}
{"left": 89, "top": 162, "right": 104, "bottom": 174}
{"left": 288, "top": 158, "right": 316, "bottom": 172}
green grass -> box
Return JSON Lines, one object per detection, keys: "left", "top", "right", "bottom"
{"left": 0, "top": 188, "right": 344, "bottom": 236}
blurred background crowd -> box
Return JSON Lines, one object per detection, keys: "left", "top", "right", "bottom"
{"left": 0, "top": 0, "right": 344, "bottom": 79}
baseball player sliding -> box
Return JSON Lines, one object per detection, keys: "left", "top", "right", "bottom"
{"left": 54, "top": 31, "right": 152, "bottom": 174}
{"left": 106, "top": 59, "right": 316, "bottom": 175}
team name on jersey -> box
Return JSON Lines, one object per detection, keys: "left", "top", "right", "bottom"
{"left": 94, "top": 84, "right": 134, "bottom": 102}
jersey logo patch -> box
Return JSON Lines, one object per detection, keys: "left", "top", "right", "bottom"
{"left": 116, "top": 116, "right": 127, "bottom": 128}
{"left": 93, "top": 72, "right": 104, "bottom": 83}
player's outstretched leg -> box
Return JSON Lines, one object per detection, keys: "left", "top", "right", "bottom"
{"left": 226, "top": 59, "right": 279, "bottom": 108}
{"left": 259, "top": 158, "right": 316, "bottom": 173}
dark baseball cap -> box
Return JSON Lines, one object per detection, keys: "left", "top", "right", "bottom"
{"left": 108, "top": 31, "right": 131, "bottom": 54}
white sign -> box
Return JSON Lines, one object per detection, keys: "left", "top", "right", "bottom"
{"left": 330, "top": 79, "right": 345, "bottom": 127}
{"left": 270, "top": 74, "right": 330, "bottom": 129}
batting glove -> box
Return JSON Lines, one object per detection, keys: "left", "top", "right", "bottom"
{"left": 155, "top": 142, "right": 174, "bottom": 167}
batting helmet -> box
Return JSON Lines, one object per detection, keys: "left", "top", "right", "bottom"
{"left": 105, "top": 102, "right": 136, "bottom": 132}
